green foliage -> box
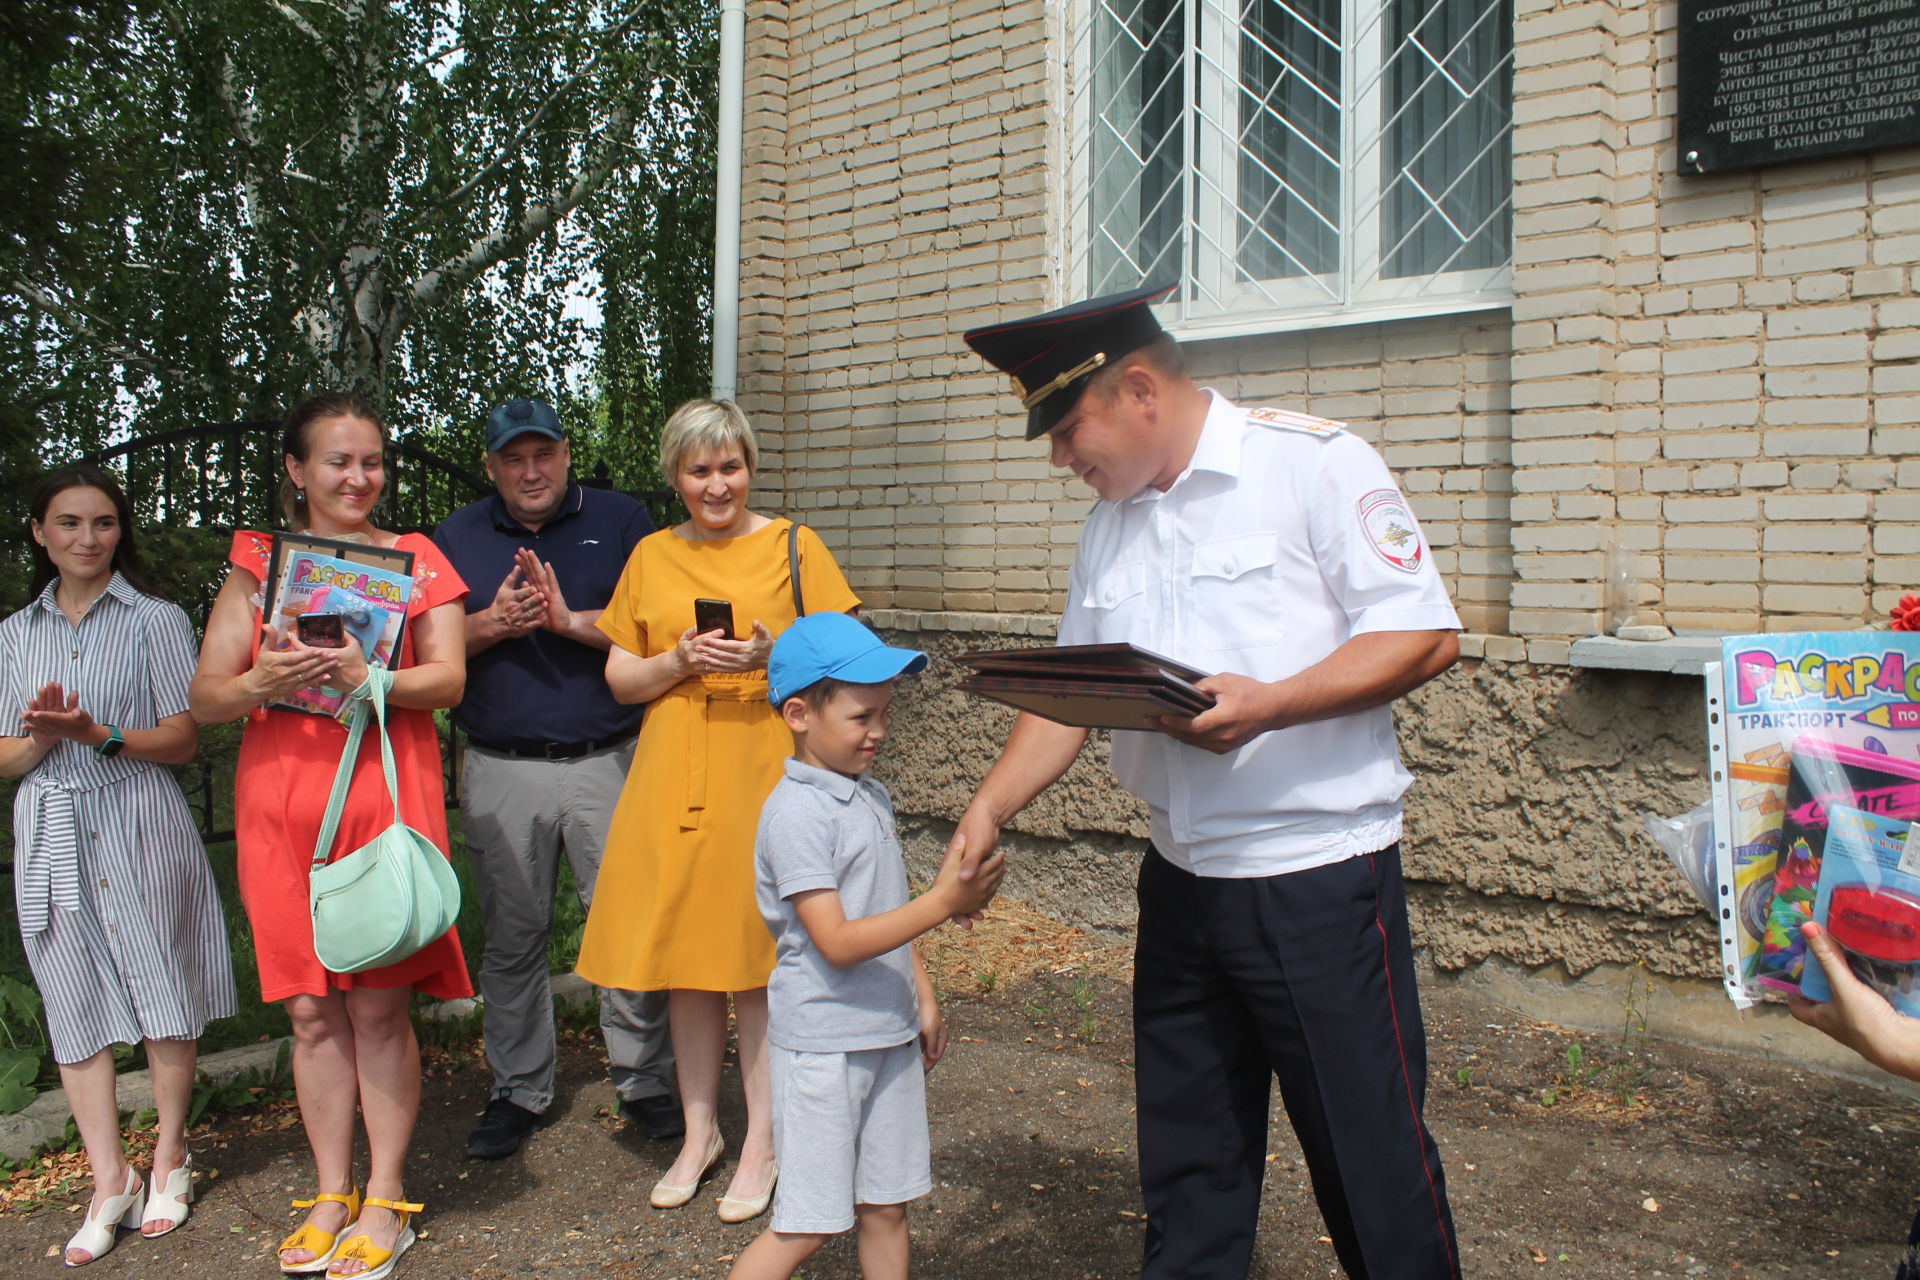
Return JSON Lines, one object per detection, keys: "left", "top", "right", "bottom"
{"left": 4, "top": 0, "right": 716, "bottom": 477}
{"left": 546, "top": 857, "right": 590, "bottom": 978}
{"left": 1015, "top": 974, "right": 1107, "bottom": 1043}
{"left": 1067, "top": 976, "right": 1101, "bottom": 1042}
{"left": 186, "top": 1038, "right": 293, "bottom": 1128}
{"left": 0, "top": 974, "right": 42, "bottom": 1050}
{"left": 1533, "top": 968, "right": 1658, "bottom": 1111}
{"left": 0, "top": 952, "right": 48, "bottom": 1113}
{"left": 0, "top": 1049, "right": 40, "bottom": 1114}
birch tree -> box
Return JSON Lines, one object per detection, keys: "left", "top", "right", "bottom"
{"left": 2, "top": 0, "right": 715, "bottom": 458}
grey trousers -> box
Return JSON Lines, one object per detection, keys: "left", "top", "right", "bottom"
{"left": 461, "top": 740, "right": 673, "bottom": 1113}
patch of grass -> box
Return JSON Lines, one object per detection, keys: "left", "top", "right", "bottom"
{"left": 1533, "top": 964, "right": 1658, "bottom": 1113}
{"left": 1067, "top": 977, "right": 1101, "bottom": 1043}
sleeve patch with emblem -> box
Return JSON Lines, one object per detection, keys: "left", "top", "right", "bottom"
{"left": 1358, "top": 489, "right": 1424, "bottom": 573}
{"left": 1246, "top": 406, "right": 1344, "bottom": 438}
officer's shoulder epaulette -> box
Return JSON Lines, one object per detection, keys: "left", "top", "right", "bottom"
{"left": 1245, "top": 406, "right": 1347, "bottom": 438}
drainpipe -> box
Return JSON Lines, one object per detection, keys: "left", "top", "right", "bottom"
{"left": 710, "top": 0, "right": 746, "bottom": 403}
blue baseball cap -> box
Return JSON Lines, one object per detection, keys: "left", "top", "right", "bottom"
{"left": 768, "top": 613, "right": 928, "bottom": 706}
{"left": 484, "top": 398, "right": 565, "bottom": 451}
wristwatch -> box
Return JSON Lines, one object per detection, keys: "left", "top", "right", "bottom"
{"left": 94, "top": 725, "right": 125, "bottom": 758}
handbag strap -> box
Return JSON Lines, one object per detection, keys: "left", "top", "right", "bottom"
{"left": 788, "top": 520, "right": 805, "bottom": 618}
{"left": 309, "top": 667, "right": 402, "bottom": 871}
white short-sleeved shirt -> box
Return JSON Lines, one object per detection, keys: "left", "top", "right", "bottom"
{"left": 1057, "top": 390, "right": 1461, "bottom": 878}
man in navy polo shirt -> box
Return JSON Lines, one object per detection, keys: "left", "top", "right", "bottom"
{"left": 433, "top": 397, "right": 679, "bottom": 1158}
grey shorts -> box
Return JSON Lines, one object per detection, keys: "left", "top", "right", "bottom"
{"left": 769, "top": 1040, "right": 931, "bottom": 1234}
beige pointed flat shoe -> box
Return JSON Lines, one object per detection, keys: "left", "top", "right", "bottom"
{"left": 649, "top": 1131, "right": 724, "bottom": 1209}
{"left": 717, "top": 1161, "right": 778, "bottom": 1224}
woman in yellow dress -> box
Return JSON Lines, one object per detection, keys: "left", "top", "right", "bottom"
{"left": 578, "top": 399, "right": 858, "bottom": 1223}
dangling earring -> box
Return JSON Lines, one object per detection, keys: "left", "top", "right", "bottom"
{"left": 295, "top": 486, "right": 307, "bottom": 508}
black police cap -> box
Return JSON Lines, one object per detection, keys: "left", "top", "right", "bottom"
{"left": 962, "top": 280, "right": 1177, "bottom": 439}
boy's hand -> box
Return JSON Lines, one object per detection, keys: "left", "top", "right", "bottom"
{"left": 933, "top": 833, "right": 1004, "bottom": 923}
{"left": 918, "top": 989, "right": 947, "bottom": 1071}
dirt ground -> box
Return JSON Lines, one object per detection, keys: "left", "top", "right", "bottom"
{"left": 6, "top": 905, "right": 1920, "bottom": 1278}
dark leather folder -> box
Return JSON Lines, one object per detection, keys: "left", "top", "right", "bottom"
{"left": 958, "top": 643, "right": 1216, "bottom": 731}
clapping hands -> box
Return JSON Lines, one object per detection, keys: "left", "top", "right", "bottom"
{"left": 488, "top": 549, "right": 583, "bottom": 640}
{"left": 19, "top": 682, "right": 97, "bottom": 745}
{"left": 487, "top": 555, "right": 547, "bottom": 639}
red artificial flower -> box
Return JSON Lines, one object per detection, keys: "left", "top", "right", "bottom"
{"left": 1893, "top": 594, "right": 1920, "bottom": 632}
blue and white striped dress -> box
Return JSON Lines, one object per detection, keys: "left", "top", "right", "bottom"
{"left": 3, "top": 574, "right": 237, "bottom": 1064}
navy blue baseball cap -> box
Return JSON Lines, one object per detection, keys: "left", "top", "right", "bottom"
{"left": 963, "top": 279, "right": 1177, "bottom": 439}
{"left": 484, "top": 398, "right": 565, "bottom": 451}
{"left": 769, "top": 613, "right": 928, "bottom": 706}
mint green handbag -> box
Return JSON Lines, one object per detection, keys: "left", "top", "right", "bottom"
{"left": 308, "top": 669, "right": 462, "bottom": 974}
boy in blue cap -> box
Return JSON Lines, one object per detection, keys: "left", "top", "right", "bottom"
{"left": 729, "top": 613, "right": 1004, "bottom": 1280}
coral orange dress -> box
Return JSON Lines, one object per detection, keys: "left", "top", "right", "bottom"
{"left": 227, "top": 531, "right": 474, "bottom": 1002}
{"left": 576, "top": 520, "right": 858, "bottom": 992}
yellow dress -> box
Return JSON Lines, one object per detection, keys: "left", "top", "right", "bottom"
{"left": 576, "top": 519, "right": 859, "bottom": 992}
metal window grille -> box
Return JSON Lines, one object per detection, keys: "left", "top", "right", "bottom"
{"left": 1069, "top": 0, "right": 1515, "bottom": 334}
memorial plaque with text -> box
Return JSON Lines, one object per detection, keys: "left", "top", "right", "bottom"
{"left": 1677, "top": 0, "right": 1920, "bottom": 173}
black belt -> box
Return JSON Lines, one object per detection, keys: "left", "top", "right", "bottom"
{"left": 465, "top": 731, "right": 637, "bottom": 761}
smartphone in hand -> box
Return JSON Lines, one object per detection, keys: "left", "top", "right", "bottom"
{"left": 693, "top": 598, "right": 735, "bottom": 640}
{"left": 295, "top": 613, "right": 347, "bottom": 648}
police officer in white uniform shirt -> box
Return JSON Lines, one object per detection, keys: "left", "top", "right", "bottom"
{"left": 953, "top": 281, "right": 1463, "bottom": 1280}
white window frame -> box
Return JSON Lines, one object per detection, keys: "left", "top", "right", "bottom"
{"left": 1065, "top": 0, "right": 1516, "bottom": 341}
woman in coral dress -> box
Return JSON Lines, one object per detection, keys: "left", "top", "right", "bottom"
{"left": 577, "top": 400, "right": 857, "bottom": 1223}
{"left": 191, "top": 393, "right": 469, "bottom": 1280}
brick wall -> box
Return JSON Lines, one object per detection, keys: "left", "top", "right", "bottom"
{"left": 1510, "top": 0, "right": 1920, "bottom": 651}
{"left": 741, "top": 0, "right": 1060, "bottom": 614}
{"left": 742, "top": 0, "right": 1920, "bottom": 651}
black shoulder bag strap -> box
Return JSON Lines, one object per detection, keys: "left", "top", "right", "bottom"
{"left": 788, "top": 520, "right": 805, "bottom": 618}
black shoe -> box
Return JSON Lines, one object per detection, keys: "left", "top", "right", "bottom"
{"left": 618, "top": 1093, "right": 686, "bottom": 1140}
{"left": 466, "top": 1095, "right": 543, "bottom": 1159}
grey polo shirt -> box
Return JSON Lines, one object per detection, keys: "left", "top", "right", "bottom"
{"left": 754, "top": 758, "right": 919, "bottom": 1053}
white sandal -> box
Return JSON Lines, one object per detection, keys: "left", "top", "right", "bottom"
{"left": 64, "top": 1166, "right": 143, "bottom": 1266}
{"left": 141, "top": 1152, "right": 194, "bottom": 1238}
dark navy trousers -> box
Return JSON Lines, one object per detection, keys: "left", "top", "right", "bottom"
{"left": 1134, "top": 844, "right": 1459, "bottom": 1280}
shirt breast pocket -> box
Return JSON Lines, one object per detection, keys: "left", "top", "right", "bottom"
{"left": 1191, "top": 532, "right": 1284, "bottom": 654}
{"left": 1079, "top": 560, "right": 1147, "bottom": 640}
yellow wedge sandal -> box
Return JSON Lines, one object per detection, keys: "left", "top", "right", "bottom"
{"left": 326, "top": 1197, "right": 422, "bottom": 1280}
{"left": 278, "top": 1186, "right": 361, "bottom": 1275}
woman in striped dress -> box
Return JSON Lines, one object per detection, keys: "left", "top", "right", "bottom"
{"left": 0, "top": 465, "right": 237, "bottom": 1266}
